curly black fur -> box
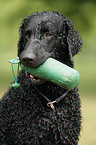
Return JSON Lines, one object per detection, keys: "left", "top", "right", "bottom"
{"left": 0, "top": 11, "right": 82, "bottom": 145}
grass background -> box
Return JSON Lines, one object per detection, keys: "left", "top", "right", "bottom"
{"left": 0, "top": 0, "right": 96, "bottom": 144}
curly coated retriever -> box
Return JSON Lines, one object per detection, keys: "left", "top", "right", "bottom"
{"left": 0, "top": 11, "right": 82, "bottom": 145}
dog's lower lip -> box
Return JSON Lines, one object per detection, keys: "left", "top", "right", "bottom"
{"left": 30, "top": 75, "right": 40, "bottom": 81}
{"left": 30, "top": 75, "right": 45, "bottom": 85}
{"left": 30, "top": 75, "right": 39, "bottom": 79}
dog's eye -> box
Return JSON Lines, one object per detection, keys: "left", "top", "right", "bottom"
{"left": 25, "top": 30, "right": 31, "bottom": 39}
{"left": 44, "top": 32, "right": 52, "bottom": 37}
{"left": 25, "top": 33, "right": 29, "bottom": 37}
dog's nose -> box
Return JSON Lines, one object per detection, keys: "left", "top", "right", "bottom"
{"left": 22, "top": 57, "right": 34, "bottom": 63}
{"left": 19, "top": 53, "right": 36, "bottom": 67}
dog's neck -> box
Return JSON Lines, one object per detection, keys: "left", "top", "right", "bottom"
{"left": 19, "top": 70, "right": 69, "bottom": 100}
{"left": 35, "top": 81, "right": 67, "bottom": 101}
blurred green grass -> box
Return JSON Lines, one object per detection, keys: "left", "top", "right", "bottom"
{"left": 79, "top": 95, "right": 96, "bottom": 145}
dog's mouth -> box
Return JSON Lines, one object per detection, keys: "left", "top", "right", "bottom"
{"left": 30, "top": 74, "right": 45, "bottom": 85}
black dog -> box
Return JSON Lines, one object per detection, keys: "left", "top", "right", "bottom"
{"left": 0, "top": 11, "right": 82, "bottom": 145}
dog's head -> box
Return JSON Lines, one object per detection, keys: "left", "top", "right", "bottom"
{"left": 18, "top": 11, "right": 82, "bottom": 68}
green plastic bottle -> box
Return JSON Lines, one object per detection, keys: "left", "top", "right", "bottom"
{"left": 21, "top": 58, "right": 80, "bottom": 90}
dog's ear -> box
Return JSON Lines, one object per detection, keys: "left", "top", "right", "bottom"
{"left": 66, "top": 18, "right": 82, "bottom": 55}
{"left": 63, "top": 18, "right": 82, "bottom": 67}
{"left": 64, "top": 18, "right": 82, "bottom": 67}
{"left": 18, "top": 17, "right": 28, "bottom": 56}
